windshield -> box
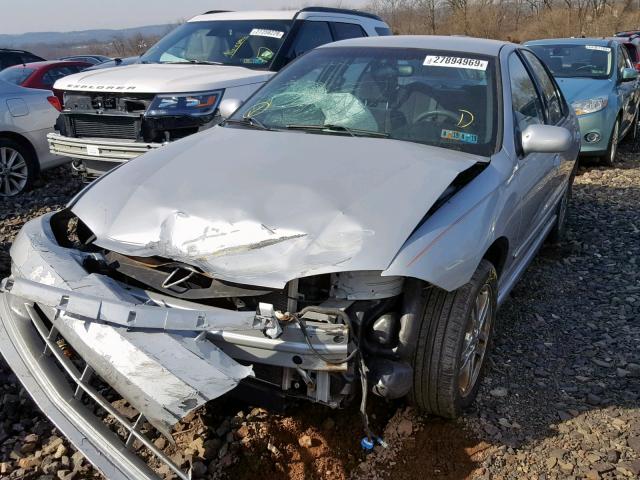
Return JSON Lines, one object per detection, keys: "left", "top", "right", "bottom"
{"left": 0, "top": 67, "right": 35, "bottom": 85}
{"left": 140, "top": 20, "right": 292, "bottom": 69}
{"left": 527, "top": 44, "right": 613, "bottom": 79}
{"left": 231, "top": 47, "right": 498, "bottom": 156}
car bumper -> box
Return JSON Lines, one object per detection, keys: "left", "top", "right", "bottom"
{"left": 0, "top": 212, "right": 350, "bottom": 479}
{"left": 47, "top": 133, "right": 164, "bottom": 178}
{"left": 576, "top": 110, "right": 613, "bottom": 155}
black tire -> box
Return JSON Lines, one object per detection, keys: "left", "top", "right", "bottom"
{"left": 0, "top": 137, "right": 37, "bottom": 197}
{"left": 408, "top": 259, "right": 498, "bottom": 418}
{"left": 548, "top": 162, "right": 576, "bottom": 244}
{"left": 601, "top": 117, "right": 620, "bottom": 167}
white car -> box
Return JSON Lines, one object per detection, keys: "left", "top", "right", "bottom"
{"left": 0, "top": 80, "right": 65, "bottom": 196}
{"left": 47, "top": 7, "right": 390, "bottom": 180}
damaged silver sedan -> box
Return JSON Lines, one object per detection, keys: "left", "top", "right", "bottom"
{"left": 0, "top": 36, "right": 580, "bottom": 479}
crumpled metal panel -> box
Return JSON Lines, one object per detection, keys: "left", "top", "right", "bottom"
{"left": 4, "top": 213, "right": 255, "bottom": 436}
{"left": 70, "top": 127, "right": 481, "bottom": 289}
{"left": 50, "top": 311, "right": 252, "bottom": 437}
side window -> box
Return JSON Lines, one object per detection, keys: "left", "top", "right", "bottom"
{"left": 617, "top": 47, "right": 626, "bottom": 74}
{"left": 42, "top": 67, "right": 77, "bottom": 87}
{"left": 620, "top": 45, "right": 633, "bottom": 68}
{"left": 509, "top": 54, "right": 545, "bottom": 136}
{"left": 0, "top": 52, "right": 21, "bottom": 69}
{"left": 289, "top": 21, "right": 333, "bottom": 59}
{"left": 375, "top": 26, "right": 392, "bottom": 36}
{"left": 522, "top": 50, "right": 564, "bottom": 124}
{"left": 331, "top": 22, "right": 367, "bottom": 41}
{"left": 21, "top": 54, "right": 41, "bottom": 63}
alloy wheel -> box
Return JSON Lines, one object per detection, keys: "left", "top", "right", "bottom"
{"left": 458, "top": 283, "right": 494, "bottom": 397}
{"left": 0, "top": 146, "right": 28, "bottom": 197}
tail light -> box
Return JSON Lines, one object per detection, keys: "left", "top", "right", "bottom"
{"left": 47, "top": 96, "right": 62, "bottom": 112}
{"left": 635, "top": 62, "right": 640, "bottom": 72}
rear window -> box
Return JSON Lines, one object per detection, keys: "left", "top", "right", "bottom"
{"left": 0, "top": 67, "right": 35, "bottom": 85}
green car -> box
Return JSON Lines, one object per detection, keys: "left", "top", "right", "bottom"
{"left": 525, "top": 38, "right": 640, "bottom": 165}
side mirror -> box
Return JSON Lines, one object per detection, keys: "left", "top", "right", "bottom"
{"left": 218, "top": 98, "right": 243, "bottom": 119}
{"left": 622, "top": 67, "right": 638, "bottom": 81}
{"left": 521, "top": 124, "right": 573, "bottom": 155}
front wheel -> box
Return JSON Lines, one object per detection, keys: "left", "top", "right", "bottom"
{"left": 602, "top": 118, "right": 620, "bottom": 167}
{"left": 409, "top": 260, "right": 498, "bottom": 418}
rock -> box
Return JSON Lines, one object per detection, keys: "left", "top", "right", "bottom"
{"left": 489, "top": 387, "right": 508, "bottom": 398}
{"left": 397, "top": 418, "right": 413, "bottom": 437}
{"left": 23, "top": 433, "right": 39, "bottom": 443}
{"left": 298, "top": 435, "right": 313, "bottom": 448}
{"left": 53, "top": 444, "right": 67, "bottom": 459}
{"left": 586, "top": 393, "right": 602, "bottom": 405}
{"left": 190, "top": 461, "right": 207, "bottom": 478}
{"left": 627, "top": 435, "right": 640, "bottom": 454}
{"left": 322, "top": 417, "right": 336, "bottom": 430}
{"left": 559, "top": 461, "right": 574, "bottom": 474}
{"left": 550, "top": 448, "right": 566, "bottom": 460}
{"left": 152, "top": 436, "right": 166, "bottom": 449}
{"left": 546, "top": 457, "right": 557, "bottom": 469}
{"left": 18, "top": 456, "right": 39, "bottom": 470}
{"left": 586, "top": 470, "right": 600, "bottom": 480}
{"left": 0, "top": 462, "right": 12, "bottom": 475}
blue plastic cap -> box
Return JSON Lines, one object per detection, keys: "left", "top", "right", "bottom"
{"left": 361, "top": 437, "right": 375, "bottom": 450}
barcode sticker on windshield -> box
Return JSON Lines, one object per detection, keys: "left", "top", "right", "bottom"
{"left": 250, "top": 29, "right": 285, "bottom": 39}
{"left": 585, "top": 45, "right": 611, "bottom": 52}
{"left": 424, "top": 55, "right": 488, "bottom": 70}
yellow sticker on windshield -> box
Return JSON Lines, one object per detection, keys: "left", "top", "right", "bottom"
{"left": 424, "top": 55, "right": 488, "bottom": 70}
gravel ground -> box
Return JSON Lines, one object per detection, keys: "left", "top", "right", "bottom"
{"left": 0, "top": 144, "right": 638, "bottom": 479}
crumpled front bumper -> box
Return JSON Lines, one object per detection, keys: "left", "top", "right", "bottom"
{"left": 0, "top": 212, "right": 350, "bottom": 479}
{"left": 0, "top": 214, "right": 259, "bottom": 479}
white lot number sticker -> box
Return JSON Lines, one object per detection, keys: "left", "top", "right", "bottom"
{"left": 585, "top": 45, "right": 611, "bottom": 52}
{"left": 250, "top": 28, "right": 285, "bottom": 39}
{"left": 86, "top": 145, "right": 100, "bottom": 156}
{"left": 424, "top": 55, "right": 488, "bottom": 71}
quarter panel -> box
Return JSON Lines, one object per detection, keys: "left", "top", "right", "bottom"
{"left": 383, "top": 151, "right": 518, "bottom": 292}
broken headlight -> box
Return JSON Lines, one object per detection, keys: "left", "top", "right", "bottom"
{"left": 146, "top": 90, "right": 223, "bottom": 117}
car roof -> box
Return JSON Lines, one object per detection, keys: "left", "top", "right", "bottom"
{"left": 190, "top": 7, "right": 385, "bottom": 23}
{"left": 5, "top": 60, "right": 91, "bottom": 70}
{"left": 525, "top": 37, "right": 614, "bottom": 47}
{"left": 190, "top": 10, "right": 298, "bottom": 22}
{"left": 319, "top": 35, "right": 512, "bottom": 56}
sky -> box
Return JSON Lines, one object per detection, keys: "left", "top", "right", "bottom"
{"left": 3, "top": 0, "right": 369, "bottom": 35}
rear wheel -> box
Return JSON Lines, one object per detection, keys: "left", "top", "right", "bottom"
{"left": 408, "top": 260, "right": 498, "bottom": 418}
{"left": 0, "top": 138, "right": 36, "bottom": 197}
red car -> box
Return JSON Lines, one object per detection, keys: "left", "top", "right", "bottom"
{"left": 0, "top": 60, "right": 91, "bottom": 104}
{"left": 609, "top": 37, "right": 640, "bottom": 72}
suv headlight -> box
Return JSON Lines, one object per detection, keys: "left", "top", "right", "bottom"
{"left": 572, "top": 97, "right": 608, "bottom": 116}
{"left": 146, "top": 90, "right": 224, "bottom": 117}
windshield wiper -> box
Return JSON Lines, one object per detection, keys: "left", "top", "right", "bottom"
{"left": 285, "top": 124, "right": 389, "bottom": 138}
{"left": 223, "top": 117, "right": 271, "bottom": 130}
{"left": 160, "top": 60, "right": 225, "bottom": 65}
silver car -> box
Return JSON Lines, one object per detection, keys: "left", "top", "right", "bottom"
{"left": 0, "top": 36, "right": 579, "bottom": 480}
{"left": 0, "top": 80, "right": 65, "bottom": 196}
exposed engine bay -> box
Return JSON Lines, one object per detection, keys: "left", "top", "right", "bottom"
{"left": 47, "top": 209, "right": 419, "bottom": 412}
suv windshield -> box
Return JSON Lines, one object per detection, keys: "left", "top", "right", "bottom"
{"left": 140, "top": 20, "right": 293, "bottom": 69}
{"left": 231, "top": 47, "right": 498, "bottom": 156}
{"left": 0, "top": 67, "right": 35, "bottom": 85}
{"left": 527, "top": 44, "right": 613, "bottom": 79}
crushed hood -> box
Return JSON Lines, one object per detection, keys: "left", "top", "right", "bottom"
{"left": 54, "top": 63, "right": 274, "bottom": 94}
{"left": 71, "top": 127, "right": 481, "bottom": 288}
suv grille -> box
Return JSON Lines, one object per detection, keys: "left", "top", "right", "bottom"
{"left": 70, "top": 115, "right": 140, "bottom": 140}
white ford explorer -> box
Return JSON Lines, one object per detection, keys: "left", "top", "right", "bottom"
{"left": 47, "top": 7, "right": 390, "bottom": 180}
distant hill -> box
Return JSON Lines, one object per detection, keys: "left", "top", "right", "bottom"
{"left": 0, "top": 24, "right": 173, "bottom": 49}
